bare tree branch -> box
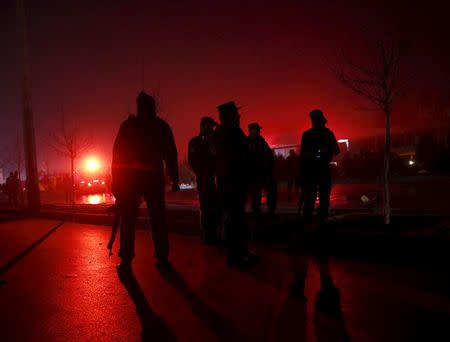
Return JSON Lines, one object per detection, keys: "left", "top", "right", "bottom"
{"left": 330, "top": 32, "right": 405, "bottom": 225}
{"left": 51, "top": 115, "right": 93, "bottom": 165}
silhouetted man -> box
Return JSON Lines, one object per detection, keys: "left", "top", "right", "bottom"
{"left": 286, "top": 149, "right": 299, "bottom": 201}
{"left": 6, "top": 172, "right": 15, "bottom": 207}
{"left": 188, "top": 117, "right": 221, "bottom": 245}
{"left": 299, "top": 110, "right": 340, "bottom": 221}
{"left": 247, "top": 122, "right": 277, "bottom": 216}
{"left": 112, "top": 92, "right": 179, "bottom": 274}
{"left": 213, "top": 101, "right": 259, "bottom": 269}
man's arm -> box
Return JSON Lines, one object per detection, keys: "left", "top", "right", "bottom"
{"left": 163, "top": 122, "right": 180, "bottom": 189}
{"left": 187, "top": 138, "right": 198, "bottom": 174}
{"left": 111, "top": 121, "right": 128, "bottom": 188}
{"left": 298, "top": 133, "right": 308, "bottom": 185}
{"left": 330, "top": 131, "right": 340, "bottom": 157}
{"left": 263, "top": 139, "right": 275, "bottom": 169}
{"left": 299, "top": 132, "right": 309, "bottom": 161}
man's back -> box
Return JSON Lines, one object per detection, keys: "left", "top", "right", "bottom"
{"left": 300, "top": 127, "right": 340, "bottom": 167}
{"left": 112, "top": 115, "right": 178, "bottom": 193}
{"left": 135, "top": 117, "right": 178, "bottom": 176}
{"left": 188, "top": 135, "right": 215, "bottom": 177}
{"left": 213, "top": 125, "right": 249, "bottom": 181}
{"left": 248, "top": 136, "right": 274, "bottom": 177}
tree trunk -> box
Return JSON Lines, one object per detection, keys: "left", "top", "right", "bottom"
{"left": 17, "top": 0, "right": 40, "bottom": 213}
{"left": 383, "top": 109, "right": 391, "bottom": 224}
{"left": 71, "top": 157, "right": 75, "bottom": 208}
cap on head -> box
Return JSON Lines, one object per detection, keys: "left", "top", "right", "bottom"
{"left": 309, "top": 109, "right": 327, "bottom": 125}
{"left": 217, "top": 101, "right": 240, "bottom": 122}
{"left": 248, "top": 122, "right": 262, "bottom": 131}
{"left": 200, "top": 116, "right": 217, "bottom": 128}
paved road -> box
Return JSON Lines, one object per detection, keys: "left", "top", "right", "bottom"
{"left": 32, "top": 178, "right": 450, "bottom": 212}
{"left": 1, "top": 218, "right": 450, "bottom": 341}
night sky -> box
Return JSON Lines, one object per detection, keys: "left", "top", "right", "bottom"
{"left": 1, "top": 0, "right": 449, "bottom": 173}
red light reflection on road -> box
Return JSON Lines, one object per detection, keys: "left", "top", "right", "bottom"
{"left": 81, "top": 194, "right": 106, "bottom": 205}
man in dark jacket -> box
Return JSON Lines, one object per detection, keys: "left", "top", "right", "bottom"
{"left": 247, "top": 123, "right": 277, "bottom": 216}
{"left": 290, "top": 109, "right": 340, "bottom": 300}
{"left": 285, "top": 149, "right": 299, "bottom": 201}
{"left": 6, "top": 172, "right": 16, "bottom": 207}
{"left": 299, "top": 109, "right": 340, "bottom": 221}
{"left": 188, "top": 116, "right": 221, "bottom": 245}
{"left": 112, "top": 92, "right": 179, "bottom": 274}
{"left": 213, "top": 101, "right": 259, "bottom": 269}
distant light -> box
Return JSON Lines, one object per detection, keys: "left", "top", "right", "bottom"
{"left": 408, "top": 159, "right": 415, "bottom": 166}
{"left": 338, "top": 139, "right": 349, "bottom": 150}
{"left": 180, "top": 183, "right": 195, "bottom": 190}
{"left": 101, "top": 181, "right": 105, "bottom": 185}
{"left": 88, "top": 182, "right": 92, "bottom": 187}
{"left": 80, "top": 180, "right": 85, "bottom": 184}
{"left": 361, "top": 195, "right": 370, "bottom": 204}
{"left": 93, "top": 179, "right": 99, "bottom": 183}
{"left": 85, "top": 158, "right": 101, "bottom": 173}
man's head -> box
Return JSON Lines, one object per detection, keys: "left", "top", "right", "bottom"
{"left": 309, "top": 109, "right": 327, "bottom": 127}
{"left": 200, "top": 116, "right": 217, "bottom": 136}
{"left": 136, "top": 91, "right": 156, "bottom": 119}
{"left": 217, "top": 101, "right": 240, "bottom": 128}
{"left": 9, "top": 172, "right": 13, "bottom": 177}
{"left": 248, "top": 122, "right": 262, "bottom": 138}
{"left": 13, "top": 171, "right": 18, "bottom": 177}
{"left": 289, "top": 149, "right": 295, "bottom": 156}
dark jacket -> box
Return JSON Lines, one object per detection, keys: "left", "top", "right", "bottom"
{"left": 213, "top": 125, "right": 249, "bottom": 183}
{"left": 188, "top": 134, "right": 215, "bottom": 179}
{"left": 112, "top": 114, "right": 179, "bottom": 195}
{"left": 285, "top": 153, "right": 299, "bottom": 179}
{"left": 248, "top": 136, "right": 275, "bottom": 180}
{"left": 299, "top": 126, "right": 340, "bottom": 179}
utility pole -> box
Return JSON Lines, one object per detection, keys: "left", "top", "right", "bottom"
{"left": 16, "top": 0, "right": 40, "bottom": 212}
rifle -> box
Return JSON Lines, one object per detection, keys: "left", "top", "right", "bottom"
{"left": 107, "top": 204, "right": 120, "bottom": 257}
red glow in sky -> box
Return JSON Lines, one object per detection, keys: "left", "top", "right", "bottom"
{"left": 0, "top": 1, "right": 449, "bottom": 172}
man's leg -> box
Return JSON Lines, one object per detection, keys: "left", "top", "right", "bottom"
{"left": 12, "top": 192, "right": 19, "bottom": 208}
{"left": 266, "top": 176, "right": 278, "bottom": 215}
{"left": 198, "top": 178, "right": 220, "bottom": 244}
{"left": 144, "top": 185, "right": 169, "bottom": 263}
{"left": 118, "top": 193, "right": 140, "bottom": 266}
{"left": 302, "top": 182, "right": 317, "bottom": 221}
{"left": 250, "top": 183, "right": 262, "bottom": 216}
{"left": 318, "top": 171, "right": 332, "bottom": 220}
{"left": 290, "top": 222, "right": 308, "bottom": 299}
{"left": 287, "top": 179, "right": 293, "bottom": 201}
{"left": 218, "top": 179, "right": 247, "bottom": 264}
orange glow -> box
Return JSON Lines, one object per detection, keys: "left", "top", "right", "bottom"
{"left": 85, "top": 194, "right": 105, "bottom": 205}
{"left": 85, "top": 157, "right": 101, "bottom": 173}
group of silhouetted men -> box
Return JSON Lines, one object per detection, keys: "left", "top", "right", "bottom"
{"left": 112, "top": 92, "right": 340, "bottom": 277}
{"left": 5, "top": 171, "right": 21, "bottom": 209}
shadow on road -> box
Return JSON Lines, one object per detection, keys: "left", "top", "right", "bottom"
{"left": 118, "top": 271, "right": 176, "bottom": 341}
{"left": 273, "top": 295, "right": 307, "bottom": 342}
{"left": 0, "top": 221, "right": 65, "bottom": 276}
{"left": 314, "top": 288, "right": 349, "bottom": 342}
{"left": 160, "top": 268, "right": 245, "bottom": 341}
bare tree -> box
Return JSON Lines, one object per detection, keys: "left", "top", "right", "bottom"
{"left": 332, "top": 34, "right": 403, "bottom": 224}
{"left": 52, "top": 116, "right": 92, "bottom": 205}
